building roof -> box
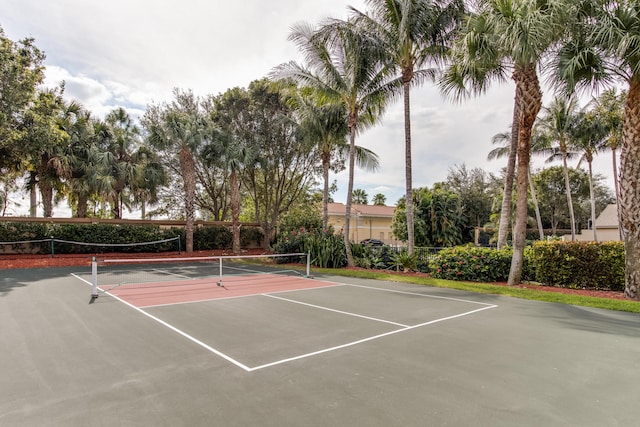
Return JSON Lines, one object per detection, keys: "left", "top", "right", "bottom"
{"left": 326, "top": 203, "right": 396, "bottom": 217}
{"left": 595, "top": 204, "right": 619, "bottom": 228}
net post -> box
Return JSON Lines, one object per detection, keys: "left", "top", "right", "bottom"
{"left": 50, "top": 237, "right": 55, "bottom": 258}
{"left": 306, "top": 252, "right": 310, "bottom": 277}
{"left": 218, "top": 257, "right": 223, "bottom": 286}
{"left": 91, "top": 257, "right": 99, "bottom": 298}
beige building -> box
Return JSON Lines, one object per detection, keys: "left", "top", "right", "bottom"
{"left": 573, "top": 204, "right": 622, "bottom": 242}
{"left": 326, "top": 203, "right": 398, "bottom": 245}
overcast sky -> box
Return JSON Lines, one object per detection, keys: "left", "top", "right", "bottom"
{"left": 1, "top": 0, "right": 615, "bottom": 216}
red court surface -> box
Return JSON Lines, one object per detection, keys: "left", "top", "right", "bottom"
{"left": 101, "top": 274, "right": 339, "bottom": 307}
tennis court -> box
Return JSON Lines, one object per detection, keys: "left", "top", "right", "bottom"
{"left": 2, "top": 255, "right": 640, "bottom": 426}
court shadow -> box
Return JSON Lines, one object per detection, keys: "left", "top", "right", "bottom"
{"left": 0, "top": 277, "right": 27, "bottom": 296}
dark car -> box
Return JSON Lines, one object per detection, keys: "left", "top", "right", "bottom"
{"left": 360, "top": 238, "right": 385, "bottom": 247}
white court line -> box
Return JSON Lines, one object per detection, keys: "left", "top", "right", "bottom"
{"left": 248, "top": 304, "right": 497, "bottom": 371}
{"left": 343, "top": 283, "right": 496, "bottom": 306}
{"left": 71, "top": 273, "right": 253, "bottom": 372}
{"left": 138, "top": 283, "right": 345, "bottom": 309}
{"left": 263, "top": 293, "right": 410, "bottom": 328}
{"left": 73, "top": 272, "right": 498, "bottom": 373}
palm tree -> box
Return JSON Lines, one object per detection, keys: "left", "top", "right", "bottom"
{"left": 441, "top": 0, "right": 570, "bottom": 285}
{"left": 372, "top": 193, "right": 387, "bottom": 205}
{"left": 352, "top": 188, "right": 369, "bottom": 205}
{"left": 551, "top": 0, "right": 640, "bottom": 299}
{"left": 536, "top": 96, "right": 582, "bottom": 240}
{"left": 488, "top": 129, "right": 545, "bottom": 241}
{"left": 272, "top": 18, "right": 396, "bottom": 266}
{"left": 103, "top": 107, "right": 146, "bottom": 219}
{"left": 287, "top": 88, "right": 379, "bottom": 231}
{"left": 349, "top": 0, "right": 465, "bottom": 255}
{"left": 143, "top": 89, "right": 205, "bottom": 253}
{"left": 572, "top": 110, "right": 609, "bottom": 242}
{"left": 588, "top": 88, "right": 625, "bottom": 239}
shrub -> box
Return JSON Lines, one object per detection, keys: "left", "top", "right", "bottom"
{"left": 528, "top": 241, "right": 624, "bottom": 291}
{"left": 273, "top": 228, "right": 346, "bottom": 268}
{"left": 429, "top": 246, "right": 514, "bottom": 282}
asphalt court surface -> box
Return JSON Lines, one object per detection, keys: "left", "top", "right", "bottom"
{"left": 2, "top": 265, "right": 640, "bottom": 426}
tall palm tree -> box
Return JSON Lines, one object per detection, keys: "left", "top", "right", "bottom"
{"left": 272, "top": 18, "right": 396, "bottom": 266}
{"left": 572, "top": 110, "right": 609, "bottom": 242}
{"left": 551, "top": 0, "right": 640, "bottom": 299}
{"left": 287, "top": 88, "right": 380, "bottom": 231}
{"left": 350, "top": 0, "right": 465, "bottom": 254}
{"left": 536, "top": 96, "right": 581, "bottom": 240}
{"left": 143, "top": 89, "right": 205, "bottom": 253}
{"left": 441, "top": 0, "right": 570, "bottom": 285}
{"left": 588, "top": 88, "right": 625, "bottom": 239}
{"left": 488, "top": 129, "right": 545, "bottom": 240}
{"left": 103, "top": 107, "right": 146, "bottom": 219}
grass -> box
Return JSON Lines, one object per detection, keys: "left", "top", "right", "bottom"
{"left": 309, "top": 267, "right": 640, "bottom": 314}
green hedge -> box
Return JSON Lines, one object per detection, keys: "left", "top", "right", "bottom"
{"left": 429, "top": 246, "right": 521, "bottom": 282}
{"left": 528, "top": 241, "right": 625, "bottom": 291}
{"left": 0, "top": 222, "right": 264, "bottom": 254}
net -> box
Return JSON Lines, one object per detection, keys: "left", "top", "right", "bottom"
{"left": 90, "top": 252, "right": 310, "bottom": 297}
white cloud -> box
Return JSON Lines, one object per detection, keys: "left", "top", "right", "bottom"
{"left": 1, "top": 0, "right": 616, "bottom": 215}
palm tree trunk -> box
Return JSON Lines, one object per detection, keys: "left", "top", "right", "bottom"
{"left": 344, "top": 122, "right": 357, "bottom": 267}
{"left": 76, "top": 194, "right": 89, "bottom": 218}
{"left": 29, "top": 172, "right": 37, "bottom": 217}
{"left": 587, "top": 159, "right": 598, "bottom": 242}
{"left": 528, "top": 169, "right": 544, "bottom": 240}
{"left": 322, "top": 153, "right": 330, "bottom": 231}
{"left": 612, "top": 148, "right": 623, "bottom": 240}
{"left": 180, "top": 147, "right": 196, "bottom": 253}
{"left": 619, "top": 78, "right": 640, "bottom": 300}
{"left": 508, "top": 66, "right": 542, "bottom": 286}
{"left": 561, "top": 148, "right": 576, "bottom": 240}
{"left": 230, "top": 170, "right": 241, "bottom": 254}
{"left": 403, "top": 81, "right": 414, "bottom": 255}
{"left": 40, "top": 182, "right": 53, "bottom": 218}
{"left": 497, "top": 95, "right": 519, "bottom": 249}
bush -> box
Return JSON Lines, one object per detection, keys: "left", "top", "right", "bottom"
{"left": 273, "top": 228, "right": 346, "bottom": 268}
{"left": 528, "top": 241, "right": 625, "bottom": 291}
{"left": 429, "top": 246, "right": 515, "bottom": 282}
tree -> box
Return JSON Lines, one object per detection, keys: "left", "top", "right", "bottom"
{"left": 272, "top": 18, "right": 396, "bottom": 266}
{"left": 21, "top": 87, "right": 72, "bottom": 217}
{"left": 0, "top": 27, "right": 45, "bottom": 173}
{"left": 392, "top": 185, "right": 464, "bottom": 247}
{"left": 551, "top": 0, "right": 640, "bottom": 299}
{"left": 350, "top": 0, "right": 465, "bottom": 255}
{"left": 352, "top": 188, "right": 369, "bottom": 205}
{"left": 444, "top": 164, "right": 500, "bottom": 243}
{"left": 441, "top": 0, "right": 569, "bottom": 285}
{"left": 489, "top": 128, "right": 548, "bottom": 241}
{"left": 143, "top": 89, "right": 206, "bottom": 253}
{"left": 372, "top": 193, "right": 387, "bottom": 205}
{"left": 588, "top": 88, "right": 625, "bottom": 239}
{"left": 572, "top": 110, "right": 609, "bottom": 242}
{"left": 285, "top": 86, "right": 379, "bottom": 231}
{"left": 536, "top": 96, "right": 581, "bottom": 240}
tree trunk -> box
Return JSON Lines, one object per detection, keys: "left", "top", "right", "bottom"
{"left": 29, "top": 172, "right": 37, "bottom": 217}
{"left": 497, "top": 95, "right": 519, "bottom": 249}
{"left": 612, "top": 149, "right": 623, "bottom": 240}
{"left": 322, "top": 153, "right": 330, "bottom": 231}
{"left": 344, "top": 120, "right": 357, "bottom": 267}
{"left": 528, "top": 169, "right": 544, "bottom": 240}
{"left": 508, "top": 66, "right": 542, "bottom": 286}
{"left": 179, "top": 147, "right": 196, "bottom": 253}
{"left": 619, "top": 77, "right": 640, "bottom": 300}
{"left": 40, "top": 182, "right": 53, "bottom": 218}
{"left": 403, "top": 80, "right": 414, "bottom": 255}
{"left": 230, "top": 170, "right": 241, "bottom": 254}
{"left": 76, "top": 193, "right": 88, "bottom": 218}
{"left": 561, "top": 147, "right": 576, "bottom": 240}
{"left": 586, "top": 159, "right": 598, "bottom": 242}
